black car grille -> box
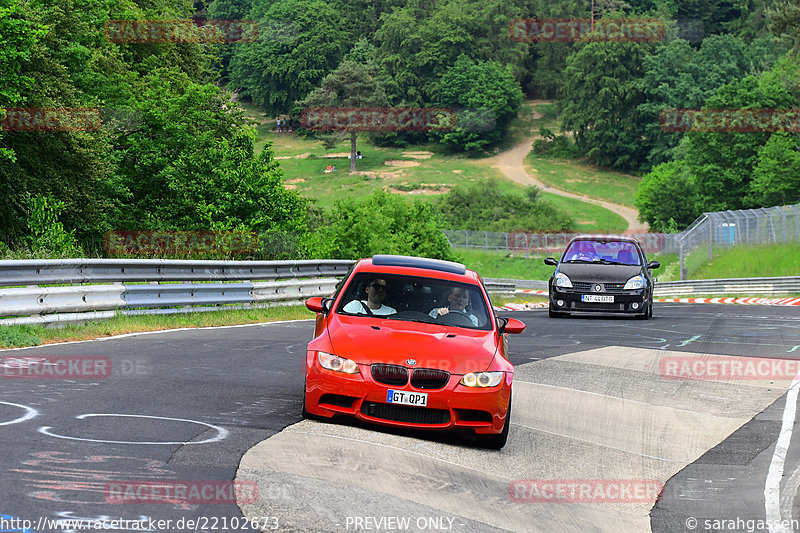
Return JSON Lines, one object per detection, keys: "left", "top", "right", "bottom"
{"left": 361, "top": 402, "right": 450, "bottom": 425}
{"left": 572, "top": 282, "right": 593, "bottom": 291}
{"left": 410, "top": 368, "right": 450, "bottom": 390}
{"left": 371, "top": 364, "right": 408, "bottom": 386}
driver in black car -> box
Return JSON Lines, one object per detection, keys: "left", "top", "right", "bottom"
{"left": 429, "top": 287, "right": 479, "bottom": 326}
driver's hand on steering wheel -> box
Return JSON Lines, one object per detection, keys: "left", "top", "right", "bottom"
{"left": 436, "top": 307, "right": 450, "bottom": 316}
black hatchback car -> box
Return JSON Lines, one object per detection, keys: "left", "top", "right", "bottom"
{"left": 544, "top": 237, "right": 660, "bottom": 319}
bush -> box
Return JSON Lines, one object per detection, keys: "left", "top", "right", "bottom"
{"left": 438, "top": 178, "right": 574, "bottom": 232}
{"left": 309, "top": 191, "right": 455, "bottom": 260}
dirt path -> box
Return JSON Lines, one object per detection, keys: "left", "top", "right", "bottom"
{"left": 489, "top": 139, "right": 649, "bottom": 232}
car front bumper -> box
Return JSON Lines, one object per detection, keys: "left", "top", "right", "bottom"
{"left": 549, "top": 286, "right": 649, "bottom": 314}
{"left": 305, "top": 356, "right": 511, "bottom": 435}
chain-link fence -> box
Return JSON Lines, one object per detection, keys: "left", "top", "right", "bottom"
{"left": 676, "top": 204, "right": 800, "bottom": 280}
{"left": 442, "top": 230, "right": 678, "bottom": 257}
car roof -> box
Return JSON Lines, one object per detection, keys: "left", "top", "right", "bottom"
{"left": 354, "top": 255, "right": 479, "bottom": 282}
{"left": 568, "top": 235, "right": 641, "bottom": 246}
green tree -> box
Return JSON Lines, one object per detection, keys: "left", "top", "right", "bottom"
{"left": 229, "top": 0, "right": 350, "bottom": 115}
{"left": 374, "top": 0, "right": 528, "bottom": 106}
{"left": 0, "top": 0, "right": 48, "bottom": 162}
{"left": 560, "top": 39, "right": 654, "bottom": 172}
{"left": 312, "top": 191, "right": 455, "bottom": 260}
{"left": 635, "top": 161, "right": 700, "bottom": 232}
{"left": 438, "top": 178, "right": 574, "bottom": 231}
{"left": 297, "top": 58, "right": 387, "bottom": 171}
{"left": 768, "top": 0, "right": 800, "bottom": 49}
{"left": 748, "top": 133, "right": 800, "bottom": 207}
{"left": 638, "top": 35, "right": 785, "bottom": 168}
{"left": 432, "top": 55, "right": 523, "bottom": 153}
{"left": 116, "top": 68, "right": 306, "bottom": 232}
{"left": 684, "top": 70, "right": 795, "bottom": 211}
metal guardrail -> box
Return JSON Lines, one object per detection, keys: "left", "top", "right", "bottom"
{"left": 653, "top": 277, "right": 800, "bottom": 297}
{"left": 0, "top": 260, "right": 354, "bottom": 326}
{"left": 1, "top": 258, "right": 796, "bottom": 326}
{"left": 0, "top": 258, "right": 353, "bottom": 286}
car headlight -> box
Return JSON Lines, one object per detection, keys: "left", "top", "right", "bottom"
{"left": 554, "top": 272, "right": 573, "bottom": 288}
{"left": 623, "top": 274, "right": 645, "bottom": 290}
{"left": 317, "top": 352, "right": 359, "bottom": 374}
{"left": 460, "top": 371, "right": 503, "bottom": 388}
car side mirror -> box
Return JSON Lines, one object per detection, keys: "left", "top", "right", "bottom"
{"left": 498, "top": 317, "right": 526, "bottom": 334}
{"left": 305, "top": 296, "right": 332, "bottom": 315}
{"left": 647, "top": 261, "right": 660, "bottom": 270}
{"left": 544, "top": 257, "right": 558, "bottom": 266}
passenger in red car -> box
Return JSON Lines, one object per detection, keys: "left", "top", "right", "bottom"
{"left": 342, "top": 278, "right": 397, "bottom": 315}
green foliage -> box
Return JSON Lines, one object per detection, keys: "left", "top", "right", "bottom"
{"left": 431, "top": 55, "right": 523, "bottom": 153}
{"left": 684, "top": 70, "right": 796, "bottom": 211}
{"left": 25, "top": 195, "right": 84, "bottom": 256}
{"left": 0, "top": 0, "right": 48, "bottom": 161}
{"left": 437, "top": 178, "right": 574, "bottom": 232}
{"left": 749, "top": 133, "right": 800, "bottom": 207}
{"left": 638, "top": 35, "right": 786, "bottom": 168}
{"left": 532, "top": 127, "right": 581, "bottom": 158}
{"left": 560, "top": 38, "right": 654, "bottom": 172}
{"left": 635, "top": 161, "right": 700, "bottom": 232}
{"left": 310, "top": 191, "right": 455, "bottom": 260}
{"left": 0, "top": 325, "right": 41, "bottom": 348}
{"left": 229, "top": 0, "right": 350, "bottom": 115}
{"left": 374, "top": 0, "right": 528, "bottom": 106}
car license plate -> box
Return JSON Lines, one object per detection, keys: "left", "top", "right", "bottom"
{"left": 387, "top": 389, "right": 427, "bottom": 407}
{"left": 581, "top": 294, "right": 614, "bottom": 303}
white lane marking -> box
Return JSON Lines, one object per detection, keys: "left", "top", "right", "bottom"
{"left": 0, "top": 319, "right": 316, "bottom": 352}
{"left": 513, "top": 380, "right": 713, "bottom": 416}
{"left": 38, "top": 413, "right": 229, "bottom": 445}
{"left": 765, "top": 373, "right": 800, "bottom": 532}
{"left": 0, "top": 401, "right": 38, "bottom": 426}
{"left": 512, "top": 422, "right": 689, "bottom": 463}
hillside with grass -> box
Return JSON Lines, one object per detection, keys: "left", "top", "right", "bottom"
{"left": 246, "top": 100, "right": 634, "bottom": 234}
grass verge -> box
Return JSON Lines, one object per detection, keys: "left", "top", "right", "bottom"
{"left": 0, "top": 305, "right": 314, "bottom": 349}
{"left": 455, "top": 248, "right": 556, "bottom": 280}
{"left": 524, "top": 153, "right": 640, "bottom": 208}
{"left": 691, "top": 242, "right": 800, "bottom": 279}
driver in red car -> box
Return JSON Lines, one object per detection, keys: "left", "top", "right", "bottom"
{"left": 429, "top": 286, "right": 479, "bottom": 326}
{"left": 342, "top": 278, "right": 396, "bottom": 315}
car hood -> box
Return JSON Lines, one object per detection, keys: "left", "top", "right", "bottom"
{"left": 327, "top": 316, "right": 498, "bottom": 375}
{"left": 558, "top": 263, "right": 642, "bottom": 282}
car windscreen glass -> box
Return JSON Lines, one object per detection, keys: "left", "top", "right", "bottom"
{"left": 563, "top": 241, "right": 641, "bottom": 266}
{"left": 336, "top": 273, "right": 492, "bottom": 330}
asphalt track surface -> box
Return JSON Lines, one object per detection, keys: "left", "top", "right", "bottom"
{"left": 1, "top": 303, "right": 800, "bottom": 533}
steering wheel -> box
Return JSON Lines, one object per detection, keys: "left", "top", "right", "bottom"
{"left": 435, "top": 310, "right": 474, "bottom": 326}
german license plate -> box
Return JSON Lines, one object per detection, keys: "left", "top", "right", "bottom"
{"left": 387, "top": 389, "right": 427, "bottom": 407}
{"left": 581, "top": 294, "right": 614, "bottom": 303}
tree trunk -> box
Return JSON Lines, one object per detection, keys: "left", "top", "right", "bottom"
{"left": 350, "top": 132, "right": 357, "bottom": 172}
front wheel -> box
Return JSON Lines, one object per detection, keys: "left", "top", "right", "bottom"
{"left": 481, "top": 391, "right": 511, "bottom": 450}
{"left": 635, "top": 303, "right": 650, "bottom": 320}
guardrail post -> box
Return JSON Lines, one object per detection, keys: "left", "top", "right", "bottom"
{"left": 679, "top": 240, "right": 687, "bottom": 280}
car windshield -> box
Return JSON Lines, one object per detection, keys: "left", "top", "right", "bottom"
{"left": 336, "top": 273, "right": 492, "bottom": 330}
{"left": 563, "top": 240, "right": 642, "bottom": 266}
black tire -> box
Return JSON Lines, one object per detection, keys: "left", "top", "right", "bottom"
{"left": 481, "top": 391, "right": 511, "bottom": 450}
{"left": 648, "top": 302, "right": 653, "bottom": 318}
{"left": 635, "top": 303, "right": 650, "bottom": 320}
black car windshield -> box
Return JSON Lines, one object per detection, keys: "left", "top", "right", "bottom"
{"left": 336, "top": 273, "right": 492, "bottom": 330}
{"left": 562, "top": 240, "right": 642, "bottom": 266}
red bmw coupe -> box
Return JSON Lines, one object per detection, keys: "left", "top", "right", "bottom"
{"left": 303, "top": 254, "right": 525, "bottom": 449}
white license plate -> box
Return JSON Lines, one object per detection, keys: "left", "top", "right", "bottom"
{"left": 387, "top": 389, "right": 428, "bottom": 407}
{"left": 581, "top": 294, "right": 614, "bottom": 303}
